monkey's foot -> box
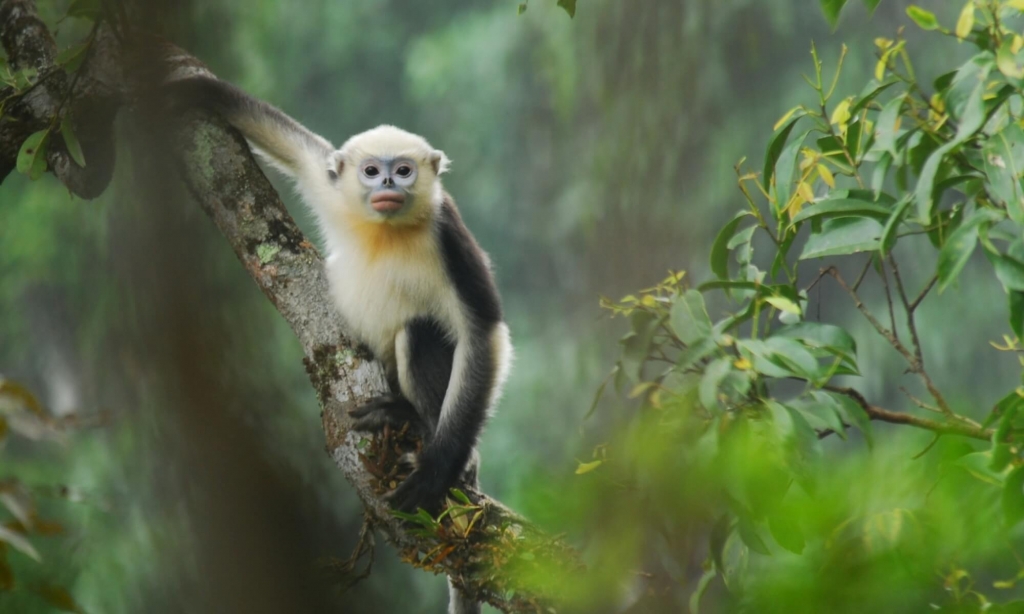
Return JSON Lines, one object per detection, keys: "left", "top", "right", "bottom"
{"left": 348, "top": 394, "right": 427, "bottom": 437}
{"left": 387, "top": 468, "right": 449, "bottom": 515}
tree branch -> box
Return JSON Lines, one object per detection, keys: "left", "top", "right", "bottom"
{"left": 823, "top": 385, "right": 992, "bottom": 441}
{"left": 0, "top": 4, "right": 582, "bottom": 611}
{"left": 0, "top": 0, "right": 120, "bottom": 197}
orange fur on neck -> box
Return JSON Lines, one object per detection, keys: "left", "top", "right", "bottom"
{"left": 343, "top": 210, "right": 433, "bottom": 261}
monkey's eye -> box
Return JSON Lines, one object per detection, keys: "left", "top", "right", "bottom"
{"left": 363, "top": 165, "right": 380, "bottom": 177}
{"left": 395, "top": 165, "right": 413, "bottom": 178}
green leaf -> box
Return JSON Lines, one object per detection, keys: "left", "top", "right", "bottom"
{"left": 774, "top": 129, "right": 812, "bottom": 216}
{"left": 906, "top": 5, "right": 938, "bottom": 30}
{"left": 737, "top": 517, "right": 772, "bottom": 555}
{"left": 575, "top": 459, "right": 603, "bottom": 475}
{"left": 990, "top": 252, "right": 1024, "bottom": 292}
{"left": 671, "top": 290, "right": 713, "bottom": 345}
{"left": 711, "top": 213, "right": 750, "bottom": 279}
{"left": 998, "top": 36, "right": 1024, "bottom": 80}
{"left": 996, "top": 401, "right": 1020, "bottom": 444}
{"left": 916, "top": 143, "right": 954, "bottom": 224}
{"left": 699, "top": 280, "right": 760, "bottom": 293}
{"left": 16, "top": 130, "right": 49, "bottom": 180}
{"left": 729, "top": 224, "right": 758, "bottom": 266}
{"left": 764, "top": 116, "right": 803, "bottom": 191}
{"left": 873, "top": 95, "right": 904, "bottom": 157}
{"left": 799, "top": 217, "right": 883, "bottom": 260}
{"left": 1011, "top": 291, "right": 1024, "bottom": 339}
{"left": 819, "top": 0, "right": 848, "bottom": 30}
{"left": 768, "top": 509, "right": 805, "bottom": 555}
{"left": 771, "top": 228, "right": 797, "bottom": 278}
{"left": 773, "top": 322, "right": 857, "bottom": 363}
{"left": 816, "top": 135, "right": 855, "bottom": 175}
{"left": 449, "top": 488, "right": 472, "bottom": 505}
{"left": 739, "top": 337, "right": 821, "bottom": 380}
{"left": 862, "top": 0, "right": 882, "bottom": 14}
{"left": 826, "top": 391, "right": 873, "bottom": 446}
{"left": 937, "top": 208, "right": 1003, "bottom": 292}
{"left": 1004, "top": 465, "right": 1024, "bottom": 526}
{"left": 517, "top": 3, "right": 527, "bottom": 14}
{"left": 764, "top": 295, "right": 801, "bottom": 315}
{"left": 790, "top": 195, "right": 892, "bottom": 224}
{"left": 954, "top": 451, "right": 1005, "bottom": 486}
{"left": 984, "top": 124, "right": 1024, "bottom": 223}
{"left": 879, "top": 195, "right": 912, "bottom": 256}
{"left": 620, "top": 311, "right": 660, "bottom": 382}
{"left": 556, "top": 0, "right": 576, "bottom": 18}
{"left": 947, "top": 53, "right": 994, "bottom": 119}
{"left": 677, "top": 336, "right": 717, "bottom": 371}
{"left": 60, "top": 118, "right": 86, "bottom": 167}
{"left": 851, "top": 78, "right": 899, "bottom": 116}
{"left": 800, "top": 391, "right": 849, "bottom": 437}
{"left": 700, "top": 357, "right": 733, "bottom": 413}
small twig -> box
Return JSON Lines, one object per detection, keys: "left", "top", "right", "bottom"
{"left": 317, "top": 513, "right": 377, "bottom": 591}
{"left": 826, "top": 266, "right": 915, "bottom": 364}
{"left": 899, "top": 386, "right": 942, "bottom": 414}
{"left": 826, "top": 266, "right": 955, "bottom": 416}
{"left": 851, "top": 256, "right": 872, "bottom": 293}
{"left": 909, "top": 275, "right": 938, "bottom": 313}
{"left": 823, "top": 386, "right": 992, "bottom": 441}
{"left": 877, "top": 258, "right": 899, "bottom": 343}
{"left": 888, "top": 255, "right": 922, "bottom": 365}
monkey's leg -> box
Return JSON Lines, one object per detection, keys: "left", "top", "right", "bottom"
{"left": 395, "top": 318, "right": 455, "bottom": 433}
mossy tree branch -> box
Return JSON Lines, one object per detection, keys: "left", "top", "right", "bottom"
{"left": 0, "top": 3, "right": 582, "bottom": 612}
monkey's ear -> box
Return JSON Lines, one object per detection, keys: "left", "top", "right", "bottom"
{"left": 430, "top": 149, "right": 451, "bottom": 176}
{"left": 327, "top": 150, "right": 345, "bottom": 181}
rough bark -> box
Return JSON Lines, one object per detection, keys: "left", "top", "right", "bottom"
{"left": 0, "top": 2, "right": 582, "bottom": 612}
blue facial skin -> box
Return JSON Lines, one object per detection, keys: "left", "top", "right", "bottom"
{"left": 358, "top": 157, "right": 419, "bottom": 217}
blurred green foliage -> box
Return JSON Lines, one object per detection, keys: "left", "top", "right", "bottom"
{"left": 574, "top": 1, "right": 1024, "bottom": 612}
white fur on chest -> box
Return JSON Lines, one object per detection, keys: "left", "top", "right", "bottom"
{"left": 324, "top": 233, "right": 461, "bottom": 363}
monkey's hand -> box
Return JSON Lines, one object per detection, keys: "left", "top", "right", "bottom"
{"left": 348, "top": 394, "right": 429, "bottom": 439}
{"left": 387, "top": 466, "right": 452, "bottom": 516}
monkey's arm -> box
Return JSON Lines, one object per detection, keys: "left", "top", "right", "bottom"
{"left": 389, "top": 324, "right": 509, "bottom": 513}
{"left": 389, "top": 199, "right": 512, "bottom": 514}
{"left": 167, "top": 76, "right": 335, "bottom": 189}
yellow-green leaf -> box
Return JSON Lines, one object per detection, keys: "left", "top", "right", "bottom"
{"left": 998, "top": 37, "right": 1024, "bottom": 80}
{"left": 955, "top": 2, "right": 974, "bottom": 40}
{"left": 765, "top": 295, "right": 802, "bottom": 315}
{"left": 575, "top": 460, "right": 603, "bottom": 475}
{"left": 773, "top": 106, "right": 802, "bottom": 131}
{"left": 906, "top": 6, "right": 938, "bottom": 30}
{"left": 797, "top": 181, "right": 815, "bottom": 204}
{"left": 817, "top": 164, "right": 835, "bottom": 188}
{"left": 830, "top": 97, "right": 852, "bottom": 127}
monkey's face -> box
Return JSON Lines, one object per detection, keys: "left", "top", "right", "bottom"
{"left": 354, "top": 156, "right": 421, "bottom": 219}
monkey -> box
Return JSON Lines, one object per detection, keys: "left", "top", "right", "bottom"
{"left": 167, "top": 76, "right": 513, "bottom": 519}
{"left": 168, "top": 75, "right": 512, "bottom": 614}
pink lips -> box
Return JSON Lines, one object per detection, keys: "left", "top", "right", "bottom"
{"left": 371, "top": 191, "right": 406, "bottom": 212}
